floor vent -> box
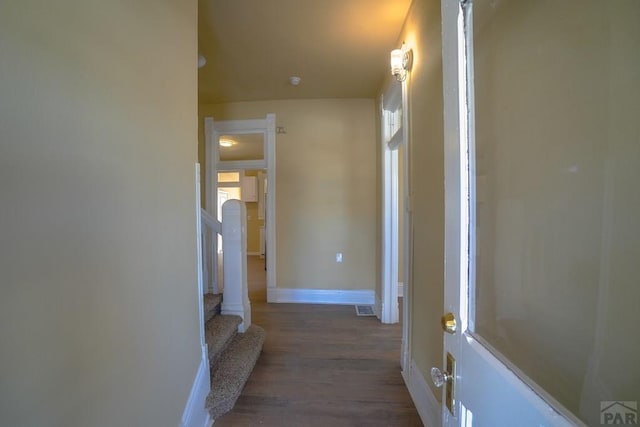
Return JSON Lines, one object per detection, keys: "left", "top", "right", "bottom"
{"left": 355, "top": 305, "right": 375, "bottom": 317}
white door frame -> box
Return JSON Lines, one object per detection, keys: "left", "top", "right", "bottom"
{"left": 381, "top": 139, "right": 399, "bottom": 326}
{"left": 194, "top": 163, "right": 208, "bottom": 357}
{"left": 400, "top": 74, "right": 411, "bottom": 373}
{"left": 204, "top": 114, "right": 277, "bottom": 297}
{"left": 381, "top": 73, "right": 412, "bottom": 371}
{"left": 440, "top": 1, "right": 580, "bottom": 425}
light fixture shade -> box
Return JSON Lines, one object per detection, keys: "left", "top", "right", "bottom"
{"left": 390, "top": 49, "right": 404, "bottom": 78}
{"left": 198, "top": 54, "right": 207, "bottom": 69}
{"left": 289, "top": 76, "right": 301, "bottom": 86}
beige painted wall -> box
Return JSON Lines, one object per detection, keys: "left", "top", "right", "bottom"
{"left": 0, "top": 1, "right": 200, "bottom": 426}
{"left": 392, "top": 0, "right": 445, "bottom": 400}
{"left": 199, "top": 99, "right": 377, "bottom": 290}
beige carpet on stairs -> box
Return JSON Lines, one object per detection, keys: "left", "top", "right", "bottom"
{"left": 204, "top": 255, "right": 267, "bottom": 421}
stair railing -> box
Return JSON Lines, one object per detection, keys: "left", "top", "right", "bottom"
{"left": 201, "top": 208, "right": 222, "bottom": 294}
{"left": 200, "top": 200, "right": 251, "bottom": 332}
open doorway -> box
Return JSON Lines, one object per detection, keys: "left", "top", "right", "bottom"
{"left": 204, "top": 115, "right": 276, "bottom": 302}
{"left": 215, "top": 169, "right": 268, "bottom": 302}
{"left": 381, "top": 75, "right": 411, "bottom": 371}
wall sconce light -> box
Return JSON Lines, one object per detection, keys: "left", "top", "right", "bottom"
{"left": 390, "top": 46, "right": 412, "bottom": 82}
{"left": 198, "top": 54, "right": 207, "bottom": 69}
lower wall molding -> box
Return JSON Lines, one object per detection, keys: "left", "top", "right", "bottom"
{"left": 403, "top": 359, "right": 441, "bottom": 427}
{"left": 180, "top": 349, "right": 212, "bottom": 427}
{"left": 398, "top": 282, "right": 404, "bottom": 298}
{"left": 267, "top": 288, "right": 375, "bottom": 305}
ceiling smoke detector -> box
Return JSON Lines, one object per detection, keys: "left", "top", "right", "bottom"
{"left": 289, "top": 76, "right": 301, "bottom": 86}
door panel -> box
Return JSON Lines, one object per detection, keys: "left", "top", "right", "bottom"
{"left": 441, "top": 0, "right": 640, "bottom": 425}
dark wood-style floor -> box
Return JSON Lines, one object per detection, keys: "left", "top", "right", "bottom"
{"left": 215, "top": 256, "right": 423, "bottom": 427}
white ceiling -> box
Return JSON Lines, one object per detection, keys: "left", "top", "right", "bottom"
{"left": 198, "top": 0, "right": 412, "bottom": 104}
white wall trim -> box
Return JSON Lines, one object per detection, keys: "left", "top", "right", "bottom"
{"left": 267, "top": 288, "right": 375, "bottom": 305}
{"left": 398, "top": 282, "right": 404, "bottom": 298}
{"left": 180, "top": 351, "right": 212, "bottom": 427}
{"left": 183, "top": 164, "right": 212, "bottom": 427}
{"left": 264, "top": 114, "right": 277, "bottom": 295}
{"left": 403, "top": 359, "right": 441, "bottom": 427}
{"left": 212, "top": 118, "right": 267, "bottom": 133}
{"left": 217, "top": 159, "right": 266, "bottom": 171}
{"left": 380, "top": 81, "right": 403, "bottom": 325}
{"left": 195, "top": 164, "right": 207, "bottom": 344}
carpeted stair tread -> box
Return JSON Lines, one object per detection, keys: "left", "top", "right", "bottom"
{"left": 206, "top": 324, "right": 266, "bottom": 420}
{"left": 203, "top": 293, "right": 222, "bottom": 323}
{"left": 205, "top": 314, "right": 242, "bottom": 366}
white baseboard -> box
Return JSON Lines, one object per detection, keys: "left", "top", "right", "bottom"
{"left": 180, "top": 350, "right": 212, "bottom": 427}
{"left": 403, "top": 359, "right": 441, "bottom": 427}
{"left": 398, "top": 282, "right": 404, "bottom": 298}
{"left": 267, "top": 288, "right": 375, "bottom": 305}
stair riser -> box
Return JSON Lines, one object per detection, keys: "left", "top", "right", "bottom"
{"left": 204, "top": 304, "right": 221, "bottom": 323}
{"left": 206, "top": 325, "right": 266, "bottom": 421}
{"left": 203, "top": 294, "right": 223, "bottom": 323}
{"left": 204, "top": 314, "right": 242, "bottom": 372}
{"left": 208, "top": 332, "right": 235, "bottom": 367}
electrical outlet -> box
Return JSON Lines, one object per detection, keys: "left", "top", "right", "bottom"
{"left": 336, "top": 252, "right": 343, "bottom": 263}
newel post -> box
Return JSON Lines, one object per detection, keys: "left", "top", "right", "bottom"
{"left": 221, "top": 199, "right": 251, "bottom": 332}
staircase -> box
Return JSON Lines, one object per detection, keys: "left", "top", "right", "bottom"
{"left": 203, "top": 293, "right": 265, "bottom": 420}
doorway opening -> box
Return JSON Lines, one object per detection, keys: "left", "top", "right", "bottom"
{"left": 381, "top": 77, "right": 411, "bottom": 370}
{"left": 204, "top": 114, "right": 276, "bottom": 302}
{"left": 215, "top": 168, "right": 268, "bottom": 301}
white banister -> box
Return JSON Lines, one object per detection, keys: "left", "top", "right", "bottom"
{"left": 200, "top": 208, "right": 221, "bottom": 234}
{"left": 200, "top": 208, "right": 222, "bottom": 294}
{"left": 220, "top": 199, "right": 251, "bottom": 332}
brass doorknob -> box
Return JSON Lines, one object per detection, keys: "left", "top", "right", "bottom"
{"left": 441, "top": 312, "right": 457, "bottom": 334}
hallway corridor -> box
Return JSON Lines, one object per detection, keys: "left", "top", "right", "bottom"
{"left": 215, "top": 256, "right": 422, "bottom": 426}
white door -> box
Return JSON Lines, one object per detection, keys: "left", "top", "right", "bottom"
{"left": 439, "top": 1, "right": 640, "bottom": 426}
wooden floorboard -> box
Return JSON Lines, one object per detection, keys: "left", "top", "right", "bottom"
{"left": 214, "top": 256, "right": 423, "bottom": 427}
